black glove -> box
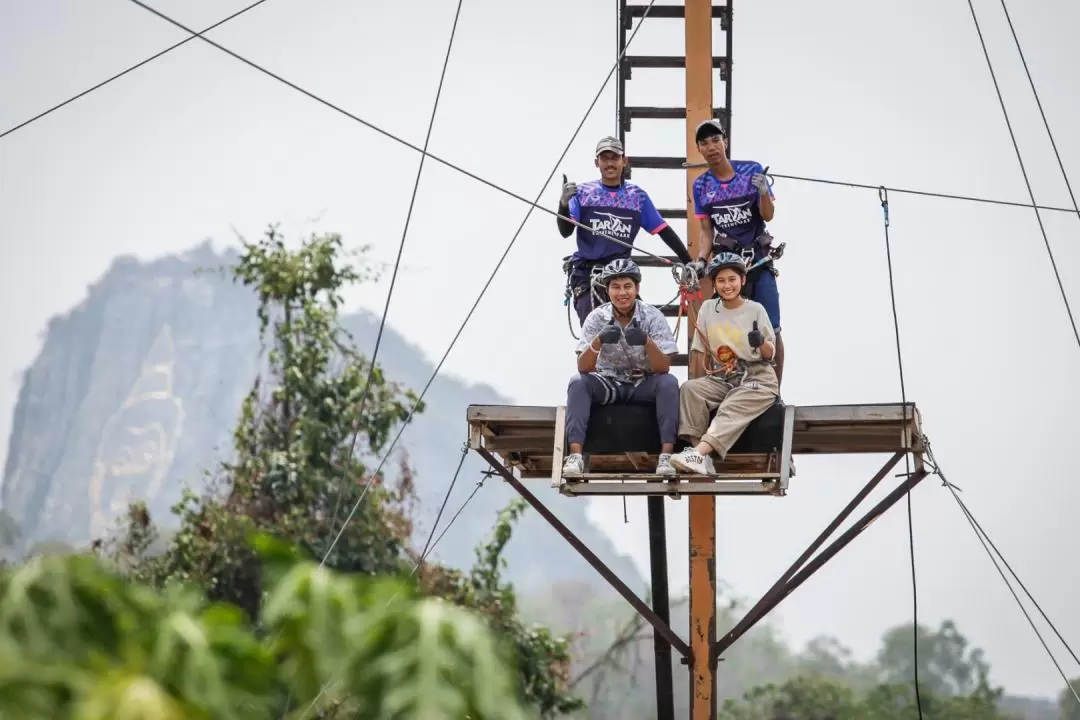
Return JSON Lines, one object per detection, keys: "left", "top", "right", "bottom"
{"left": 598, "top": 321, "right": 623, "bottom": 345}
{"left": 747, "top": 321, "right": 764, "bottom": 349}
{"left": 623, "top": 320, "right": 647, "bottom": 346}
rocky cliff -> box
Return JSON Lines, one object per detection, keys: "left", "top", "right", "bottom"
{"left": 0, "top": 242, "right": 643, "bottom": 593}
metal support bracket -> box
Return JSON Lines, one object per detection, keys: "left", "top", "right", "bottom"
{"left": 473, "top": 446, "right": 693, "bottom": 659}
{"left": 711, "top": 451, "right": 928, "bottom": 662}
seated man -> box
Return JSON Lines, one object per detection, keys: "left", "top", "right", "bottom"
{"left": 557, "top": 135, "right": 694, "bottom": 327}
{"left": 671, "top": 252, "right": 779, "bottom": 475}
{"left": 563, "top": 258, "right": 680, "bottom": 478}
{"left": 690, "top": 119, "right": 785, "bottom": 387}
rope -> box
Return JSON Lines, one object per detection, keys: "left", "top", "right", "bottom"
{"left": 924, "top": 442, "right": 1080, "bottom": 705}
{"left": 0, "top": 0, "right": 274, "bottom": 140}
{"left": 878, "top": 187, "right": 924, "bottom": 718}
{"left": 325, "top": 0, "right": 466, "bottom": 553}
{"left": 769, "top": 171, "right": 1076, "bottom": 214}
{"left": 996, "top": 0, "right": 1080, "bottom": 220}
{"left": 963, "top": 0, "right": 1080, "bottom": 352}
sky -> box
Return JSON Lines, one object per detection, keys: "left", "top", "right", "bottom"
{"left": 2, "top": 0, "right": 1079, "bottom": 700}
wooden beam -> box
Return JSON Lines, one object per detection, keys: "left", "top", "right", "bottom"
{"left": 685, "top": 0, "right": 716, "bottom": 717}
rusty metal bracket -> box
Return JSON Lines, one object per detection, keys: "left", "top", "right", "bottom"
{"left": 474, "top": 446, "right": 692, "bottom": 659}
{"left": 712, "top": 451, "right": 927, "bottom": 662}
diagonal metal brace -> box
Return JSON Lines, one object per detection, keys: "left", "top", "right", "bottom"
{"left": 713, "top": 452, "right": 927, "bottom": 661}
{"left": 474, "top": 446, "right": 692, "bottom": 659}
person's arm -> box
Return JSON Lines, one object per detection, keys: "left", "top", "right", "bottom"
{"left": 642, "top": 193, "right": 693, "bottom": 264}
{"left": 575, "top": 310, "right": 604, "bottom": 372}
{"left": 755, "top": 306, "right": 777, "bottom": 361}
{"left": 557, "top": 196, "right": 577, "bottom": 238}
{"left": 578, "top": 335, "right": 601, "bottom": 373}
{"left": 691, "top": 179, "right": 713, "bottom": 262}
{"left": 643, "top": 310, "right": 678, "bottom": 373}
{"left": 657, "top": 226, "right": 693, "bottom": 264}
{"left": 753, "top": 164, "right": 776, "bottom": 222}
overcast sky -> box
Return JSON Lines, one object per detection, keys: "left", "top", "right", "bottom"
{"left": 2, "top": 0, "right": 1079, "bottom": 699}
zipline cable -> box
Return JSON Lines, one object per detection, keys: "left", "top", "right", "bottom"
{"left": 878, "top": 187, "right": 924, "bottom": 719}
{"left": 304, "top": 0, "right": 663, "bottom": 581}
{"left": 925, "top": 443, "right": 1080, "bottom": 704}
{"left": 997, "top": 0, "right": 1080, "bottom": 220}
{"left": 124, "top": 0, "right": 674, "bottom": 267}
{"left": 963, "top": 0, "right": 1080, "bottom": 352}
{"left": 325, "top": 0, "right": 466, "bottom": 549}
{"left": 0, "top": 0, "right": 273, "bottom": 139}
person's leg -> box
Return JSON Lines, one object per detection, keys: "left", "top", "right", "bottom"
{"left": 698, "top": 370, "right": 779, "bottom": 462}
{"left": 573, "top": 291, "right": 592, "bottom": 327}
{"left": 627, "top": 373, "right": 680, "bottom": 474}
{"left": 563, "top": 372, "right": 614, "bottom": 476}
{"left": 751, "top": 269, "right": 784, "bottom": 389}
{"left": 671, "top": 377, "right": 729, "bottom": 474}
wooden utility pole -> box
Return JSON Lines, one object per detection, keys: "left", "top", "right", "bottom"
{"left": 685, "top": 1, "right": 717, "bottom": 717}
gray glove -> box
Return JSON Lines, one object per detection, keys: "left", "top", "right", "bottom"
{"left": 687, "top": 259, "right": 707, "bottom": 278}
{"left": 597, "top": 320, "right": 622, "bottom": 345}
{"left": 751, "top": 172, "right": 769, "bottom": 196}
{"left": 560, "top": 174, "right": 577, "bottom": 206}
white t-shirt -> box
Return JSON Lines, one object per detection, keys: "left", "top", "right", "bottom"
{"left": 690, "top": 298, "right": 775, "bottom": 379}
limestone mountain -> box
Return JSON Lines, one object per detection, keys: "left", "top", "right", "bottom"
{"left": 0, "top": 241, "right": 643, "bottom": 593}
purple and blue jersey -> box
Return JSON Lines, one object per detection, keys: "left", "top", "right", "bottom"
{"left": 692, "top": 160, "right": 774, "bottom": 248}
{"left": 568, "top": 180, "right": 668, "bottom": 262}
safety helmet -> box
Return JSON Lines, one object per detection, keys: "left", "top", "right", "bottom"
{"left": 706, "top": 251, "right": 747, "bottom": 278}
{"left": 598, "top": 258, "right": 642, "bottom": 286}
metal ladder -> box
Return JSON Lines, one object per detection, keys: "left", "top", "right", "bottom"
{"left": 617, "top": 0, "right": 733, "bottom": 367}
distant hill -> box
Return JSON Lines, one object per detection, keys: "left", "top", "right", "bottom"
{"left": 0, "top": 241, "right": 643, "bottom": 594}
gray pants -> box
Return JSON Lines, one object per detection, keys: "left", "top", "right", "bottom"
{"left": 566, "top": 372, "right": 680, "bottom": 446}
{"left": 678, "top": 364, "right": 778, "bottom": 458}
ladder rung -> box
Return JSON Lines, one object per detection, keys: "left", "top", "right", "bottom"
{"left": 671, "top": 353, "right": 689, "bottom": 367}
{"left": 624, "top": 5, "right": 729, "bottom": 20}
{"left": 625, "top": 55, "right": 727, "bottom": 70}
{"left": 659, "top": 208, "right": 687, "bottom": 220}
{"left": 627, "top": 156, "right": 686, "bottom": 170}
{"left": 623, "top": 106, "right": 729, "bottom": 133}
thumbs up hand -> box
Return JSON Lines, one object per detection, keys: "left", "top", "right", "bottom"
{"left": 560, "top": 174, "right": 577, "bottom": 205}
{"left": 747, "top": 321, "right": 764, "bottom": 349}
{"left": 598, "top": 319, "right": 623, "bottom": 345}
{"left": 623, "top": 318, "right": 648, "bottom": 346}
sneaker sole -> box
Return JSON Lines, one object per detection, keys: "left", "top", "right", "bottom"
{"left": 670, "top": 456, "right": 710, "bottom": 475}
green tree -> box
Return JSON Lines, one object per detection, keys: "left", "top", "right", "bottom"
{"left": 876, "top": 620, "right": 994, "bottom": 698}
{"left": 1059, "top": 678, "right": 1080, "bottom": 720}
{"left": 0, "top": 533, "right": 532, "bottom": 719}
{"left": 102, "top": 226, "right": 581, "bottom": 716}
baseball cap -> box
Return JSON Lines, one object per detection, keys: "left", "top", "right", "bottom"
{"left": 595, "top": 136, "right": 625, "bottom": 157}
{"left": 694, "top": 119, "right": 727, "bottom": 143}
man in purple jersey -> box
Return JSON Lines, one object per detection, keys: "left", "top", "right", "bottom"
{"left": 690, "top": 119, "right": 785, "bottom": 387}
{"left": 557, "top": 136, "right": 694, "bottom": 327}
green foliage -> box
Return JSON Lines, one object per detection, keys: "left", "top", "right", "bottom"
{"left": 97, "top": 226, "right": 580, "bottom": 716}
{"left": 0, "top": 534, "right": 532, "bottom": 719}
{"left": 1060, "top": 678, "right": 1080, "bottom": 720}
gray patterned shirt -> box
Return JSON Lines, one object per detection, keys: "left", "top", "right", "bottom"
{"left": 575, "top": 300, "right": 679, "bottom": 383}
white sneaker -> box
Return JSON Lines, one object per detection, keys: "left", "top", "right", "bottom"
{"left": 655, "top": 453, "right": 676, "bottom": 476}
{"left": 562, "top": 453, "right": 584, "bottom": 477}
{"left": 671, "top": 448, "right": 715, "bottom": 475}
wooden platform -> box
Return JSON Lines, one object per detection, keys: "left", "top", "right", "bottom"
{"left": 467, "top": 402, "right": 923, "bottom": 497}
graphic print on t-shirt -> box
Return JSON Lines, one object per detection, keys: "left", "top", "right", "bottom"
{"left": 692, "top": 160, "right": 774, "bottom": 248}
{"left": 569, "top": 180, "right": 667, "bottom": 261}
{"left": 703, "top": 320, "right": 750, "bottom": 379}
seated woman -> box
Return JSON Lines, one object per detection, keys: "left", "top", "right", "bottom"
{"left": 562, "top": 258, "right": 680, "bottom": 478}
{"left": 671, "top": 252, "right": 779, "bottom": 475}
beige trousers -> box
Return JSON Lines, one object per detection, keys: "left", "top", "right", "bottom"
{"left": 678, "top": 364, "right": 779, "bottom": 459}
